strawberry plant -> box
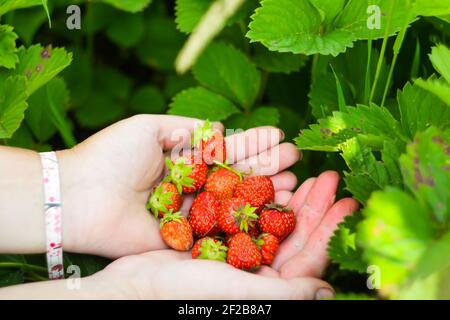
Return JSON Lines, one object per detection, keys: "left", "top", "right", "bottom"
{"left": 0, "top": 0, "right": 449, "bottom": 299}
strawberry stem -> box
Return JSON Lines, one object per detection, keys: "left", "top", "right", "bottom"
{"left": 213, "top": 160, "right": 243, "bottom": 181}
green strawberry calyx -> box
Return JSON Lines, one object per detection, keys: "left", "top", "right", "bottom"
{"left": 233, "top": 203, "right": 258, "bottom": 233}
{"left": 264, "top": 203, "right": 292, "bottom": 212}
{"left": 160, "top": 210, "right": 183, "bottom": 228}
{"left": 198, "top": 238, "right": 228, "bottom": 262}
{"left": 213, "top": 160, "right": 243, "bottom": 181}
{"left": 164, "top": 157, "right": 194, "bottom": 193}
{"left": 146, "top": 184, "right": 174, "bottom": 218}
{"left": 192, "top": 119, "right": 214, "bottom": 147}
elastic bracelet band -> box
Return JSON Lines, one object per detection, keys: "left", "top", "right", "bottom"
{"left": 40, "top": 151, "right": 65, "bottom": 280}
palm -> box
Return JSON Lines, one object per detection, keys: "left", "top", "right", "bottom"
{"left": 66, "top": 115, "right": 303, "bottom": 258}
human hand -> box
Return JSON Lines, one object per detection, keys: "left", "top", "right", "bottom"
{"left": 85, "top": 171, "right": 358, "bottom": 299}
{"left": 58, "top": 115, "right": 301, "bottom": 258}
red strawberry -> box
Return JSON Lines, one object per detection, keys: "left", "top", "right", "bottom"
{"left": 160, "top": 211, "right": 193, "bottom": 251}
{"left": 147, "top": 182, "right": 182, "bottom": 218}
{"left": 227, "top": 232, "right": 262, "bottom": 270}
{"left": 193, "top": 120, "right": 226, "bottom": 165}
{"left": 219, "top": 198, "right": 258, "bottom": 235}
{"left": 255, "top": 233, "right": 279, "bottom": 265}
{"left": 205, "top": 166, "right": 242, "bottom": 201}
{"left": 188, "top": 192, "right": 221, "bottom": 237}
{"left": 234, "top": 176, "right": 274, "bottom": 212}
{"left": 191, "top": 237, "right": 228, "bottom": 261}
{"left": 164, "top": 155, "right": 208, "bottom": 194}
{"left": 259, "top": 204, "right": 296, "bottom": 240}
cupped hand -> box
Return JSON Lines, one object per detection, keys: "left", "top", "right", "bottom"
{"left": 59, "top": 115, "right": 300, "bottom": 258}
{"left": 89, "top": 172, "right": 359, "bottom": 299}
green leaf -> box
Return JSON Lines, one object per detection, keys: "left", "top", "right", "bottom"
{"left": 357, "top": 188, "right": 435, "bottom": 297}
{"left": 163, "top": 73, "right": 197, "bottom": 99}
{"left": 399, "top": 127, "right": 450, "bottom": 224}
{"left": 106, "top": 12, "right": 145, "bottom": 48}
{"left": 192, "top": 42, "right": 261, "bottom": 109}
{"left": 75, "top": 93, "right": 125, "bottom": 129}
{"left": 169, "top": 87, "right": 239, "bottom": 121}
{"left": 130, "top": 85, "right": 166, "bottom": 114}
{"left": 97, "top": 0, "right": 152, "bottom": 13}
{"left": 26, "top": 77, "right": 69, "bottom": 143}
{"left": 93, "top": 65, "right": 132, "bottom": 101}
{"left": 225, "top": 106, "right": 280, "bottom": 129}
{"left": 175, "top": 0, "right": 213, "bottom": 33}
{"left": 428, "top": 44, "right": 450, "bottom": 83}
{"left": 295, "top": 104, "right": 404, "bottom": 152}
{"left": 0, "top": 269, "right": 24, "bottom": 288}
{"left": 310, "top": 42, "right": 390, "bottom": 118}
{"left": 247, "top": 0, "right": 416, "bottom": 57}
{"left": 63, "top": 253, "right": 110, "bottom": 277}
{"left": 328, "top": 211, "right": 366, "bottom": 273}
{"left": 413, "top": 0, "right": 450, "bottom": 17}
{"left": 0, "top": 25, "right": 19, "bottom": 69}
{"left": 415, "top": 77, "right": 450, "bottom": 107}
{"left": 0, "top": 0, "right": 42, "bottom": 16}
{"left": 252, "top": 43, "right": 308, "bottom": 74}
{"left": 137, "top": 16, "right": 185, "bottom": 71}
{"left": 4, "top": 6, "right": 48, "bottom": 45}
{"left": 1, "top": 44, "right": 72, "bottom": 96}
{"left": 0, "top": 75, "right": 28, "bottom": 139}
{"left": 334, "top": 293, "right": 376, "bottom": 300}
{"left": 397, "top": 81, "right": 450, "bottom": 139}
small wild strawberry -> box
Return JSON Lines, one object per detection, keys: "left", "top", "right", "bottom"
{"left": 191, "top": 237, "right": 228, "bottom": 261}
{"left": 147, "top": 182, "right": 182, "bottom": 218}
{"left": 205, "top": 165, "right": 242, "bottom": 201}
{"left": 227, "top": 232, "right": 262, "bottom": 270}
{"left": 234, "top": 176, "right": 275, "bottom": 212}
{"left": 259, "top": 204, "right": 296, "bottom": 240}
{"left": 164, "top": 155, "right": 208, "bottom": 194}
{"left": 160, "top": 211, "right": 193, "bottom": 251}
{"left": 255, "top": 233, "right": 279, "bottom": 266}
{"left": 188, "top": 191, "right": 221, "bottom": 237}
{"left": 219, "top": 199, "right": 258, "bottom": 236}
{"left": 193, "top": 120, "right": 226, "bottom": 165}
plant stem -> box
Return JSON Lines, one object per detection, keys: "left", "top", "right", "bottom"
{"left": 0, "top": 262, "right": 47, "bottom": 273}
{"left": 364, "top": 39, "right": 373, "bottom": 105}
{"left": 370, "top": 0, "right": 396, "bottom": 103}
{"left": 381, "top": 7, "right": 413, "bottom": 107}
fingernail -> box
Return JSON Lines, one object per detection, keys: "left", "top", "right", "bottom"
{"left": 279, "top": 129, "right": 285, "bottom": 141}
{"left": 315, "top": 288, "right": 335, "bottom": 300}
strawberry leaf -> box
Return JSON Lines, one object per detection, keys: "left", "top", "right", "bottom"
{"left": 192, "top": 42, "right": 261, "bottom": 109}
{"left": 169, "top": 87, "right": 240, "bottom": 121}
{"left": 175, "top": 0, "right": 213, "bottom": 33}
{"left": 0, "top": 25, "right": 19, "bottom": 69}
{"left": 0, "top": 75, "right": 28, "bottom": 139}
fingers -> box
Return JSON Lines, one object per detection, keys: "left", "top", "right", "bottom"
{"left": 145, "top": 115, "right": 223, "bottom": 150}
{"left": 275, "top": 191, "right": 293, "bottom": 206}
{"left": 234, "top": 274, "right": 335, "bottom": 300}
{"left": 231, "top": 143, "right": 300, "bottom": 176}
{"left": 271, "top": 172, "right": 339, "bottom": 270}
{"left": 279, "top": 198, "right": 359, "bottom": 279}
{"left": 225, "top": 127, "right": 284, "bottom": 164}
{"left": 270, "top": 171, "right": 298, "bottom": 191}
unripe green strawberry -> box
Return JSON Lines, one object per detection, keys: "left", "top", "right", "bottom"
{"left": 255, "top": 233, "right": 279, "bottom": 265}
{"left": 160, "top": 211, "right": 193, "bottom": 251}
{"left": 164, "top": 155, "right": 208, "bottom": 194}
{"left": 188, "top": 191, "right": 221, "bottom": 237}
{"left": 226, "top": 233, "right": 262, "bottom": 270}
{"left": 234, "top": 176, "right": 274, "bottom": 212}
{"left": 219, "top": 198, "right": 258, "bottom": 236}
{"left": 147, "top": 182, "right": 182, "bottom": 218}
{"left": 205, "top": 166, "right": 242, "bottom": 201}
{"left": 259, "top": 204, "right": 296, "bottom": 240}
{"left": 191, "top": 237, "right": 228, "bottom": 261}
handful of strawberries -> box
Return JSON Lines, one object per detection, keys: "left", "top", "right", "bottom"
{"left": 147, "top": 121, "right": 296, "bottom": 271}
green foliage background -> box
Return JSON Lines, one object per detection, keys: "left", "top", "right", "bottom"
{"left": 1, "top": 0, "right": 450, "bottom": 299}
